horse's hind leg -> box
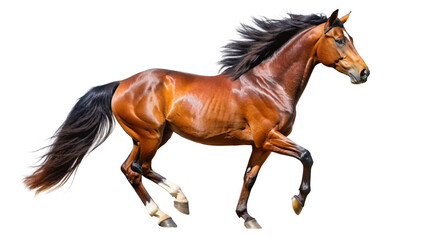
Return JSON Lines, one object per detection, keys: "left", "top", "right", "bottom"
{"left": 141, "top": 127, "right": 190, "bottom": 214}
{"left": 121, "top": 138, "right": 177, "bottom": 227}
{"left": 142, "top": 165, "right": 190, "bottom": 215}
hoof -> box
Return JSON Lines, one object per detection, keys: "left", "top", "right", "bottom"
{"left": 244, "top": 218, "right": 262, "bottom": 229}
{"left": 292, "top": 195, "right": 304, "bottom": 215}
{"left": 158, "top": 217, "right": 177, "bottom": 228}
{"left": 174, "top": 201, "right": 190, "bottom": 215}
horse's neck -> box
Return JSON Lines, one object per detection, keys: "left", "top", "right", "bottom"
{"left": 252, "top": 27, "right": 321, "bottom": 104}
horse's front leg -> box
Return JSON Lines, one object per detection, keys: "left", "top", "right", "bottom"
{"left": 236, "top": 146, "right": 271, "bottom": 229}
{"left": 262, "top": 130, "right": 313, "bottom": 215}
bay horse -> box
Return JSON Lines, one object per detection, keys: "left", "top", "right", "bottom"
{"left": 25, "top": 9, "right": 369, "bottom": 229}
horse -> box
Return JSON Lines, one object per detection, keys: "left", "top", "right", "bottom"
{"left": 24, "top": 9, "right": 369, "bottom": 229}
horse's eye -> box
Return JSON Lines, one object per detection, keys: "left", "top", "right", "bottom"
{"left": 335, "top": 38, "right": 345, "bottom": 46}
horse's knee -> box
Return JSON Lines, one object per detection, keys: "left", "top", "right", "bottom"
{"left": 300, "top": 149, "right": 313, "bottom": 167}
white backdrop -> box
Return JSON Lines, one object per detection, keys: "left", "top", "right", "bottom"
{"left": 1, "top": 0, "right": 425, "bottom": 239}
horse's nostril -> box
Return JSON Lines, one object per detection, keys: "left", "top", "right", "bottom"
{"left": 360, "top": 68, "right": 370, "bottom": 80}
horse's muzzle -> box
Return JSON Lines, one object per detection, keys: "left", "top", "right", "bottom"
{"left": 360, "top": 68, "right": 370, "bottom": 83}
{"left": 350, "top": 67, "right": 370, "bottom": 84}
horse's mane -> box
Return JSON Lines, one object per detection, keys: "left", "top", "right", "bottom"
{"left": 219, "top": 13, "right": 328, "bottom": 80}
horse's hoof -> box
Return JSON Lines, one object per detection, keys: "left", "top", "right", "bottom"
{"left": 244, "top": 218, "right": 262, "bottom": 229}
{"left": 158, "top": 217, "right": 177, "bottom": 228}
{"left": 292, "top": 195, "right": 303, "bottom": 215}
{"left": 174, "top": 201, "right": 190, "bottom": 215}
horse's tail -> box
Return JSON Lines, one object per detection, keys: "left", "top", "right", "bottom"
{"left": 24, "top": 81, "right": 121, "bottom": 194}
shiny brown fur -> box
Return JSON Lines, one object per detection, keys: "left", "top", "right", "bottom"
{"left": 25, "top": 10, "right": 369, "bottom": 228}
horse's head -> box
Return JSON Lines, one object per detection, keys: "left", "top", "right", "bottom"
{"left": 316, "top": 10, "right": 370, "bottom": 84}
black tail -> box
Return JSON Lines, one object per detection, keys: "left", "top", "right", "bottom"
{"left": 24, "top": 81, "right": 120, "bottom": 193}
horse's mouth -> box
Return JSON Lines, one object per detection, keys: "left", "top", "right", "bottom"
{"left": 349, "top": 72, "right": 367, "bottom": 84}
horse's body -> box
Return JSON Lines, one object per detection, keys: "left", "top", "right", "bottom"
{"left": 113, "top": 68, "right": 292, "bottom": 147}
{"left": 25, "top": 10, "right": 369, "bottom": 228}
{"left": 114, "top": 69, "right": 254, "bottom": 146}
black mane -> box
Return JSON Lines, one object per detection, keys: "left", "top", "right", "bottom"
{"left": 219, "top": 13, "right": 328, "bottom": 80}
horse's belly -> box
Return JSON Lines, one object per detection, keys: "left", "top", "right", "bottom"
{"left": 164, "top": 81, "right": 252, "bottom": 145}
{"left": 166, "top": 105, "right": 252, "bottom": 145}
{"left": 168, "top": 121, "right": 253, "bottom": 146}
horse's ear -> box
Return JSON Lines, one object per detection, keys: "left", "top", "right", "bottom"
{"left": 340, "top": 11, "right": 351, "bottom": 23}
{"left": 324, "top": 9, "right": 339, "bottom": 30}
